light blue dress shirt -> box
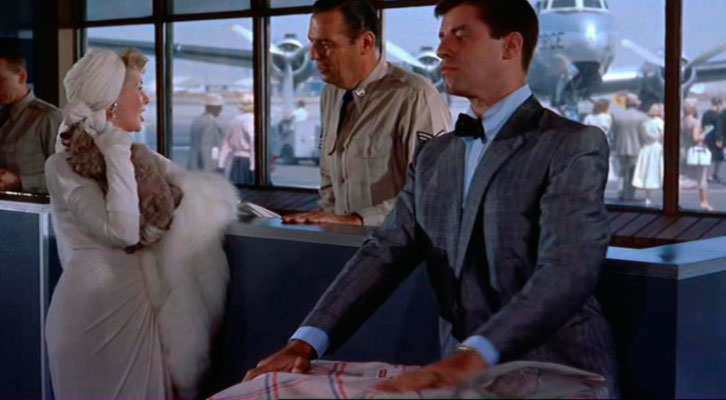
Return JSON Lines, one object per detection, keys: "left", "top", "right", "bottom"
{"left": 292, "top": 85, "right": 533, "bottom": 366}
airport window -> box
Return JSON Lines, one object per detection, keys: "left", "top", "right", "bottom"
{"left": 269, "top": 14, "right": 321, "bottom": 188}
{"left": 85, "top": 0, "right": 152, "bottom": 21}
{"left": 680, "top": 2, "right": 726, "bottom": 213}
{"left": 85, "top": 25, "right": 158, "bottom": 150}
{"left": 172, "top": 0, "right": 251, "bottom": 15}
{"left": 170, "top": 19, "right": 255, "bottom": 185}
{"left": 527, "top": 0, "right": 665, "bottom": 208}
{"left": 383, "top": 6, "right": 468, "bottom": 118}
{"left": 76, "top": 0, "right": 726, "bottom": 218}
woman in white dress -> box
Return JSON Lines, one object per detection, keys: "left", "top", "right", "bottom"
{"left": 632, "top": 103, "right": 664, "bottom": 206}
{"left": 584, "top": 99, "right": 615, "bottom": 181}
{"left": 218, "top": 92, "right": 255, "bottom": 185}
{"left": 44, "top": 49, "right": 238, "bottom": 399}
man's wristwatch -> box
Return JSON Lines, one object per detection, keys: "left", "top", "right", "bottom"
{"left": 456, "top": 344, "right": 478, "bottom": 353}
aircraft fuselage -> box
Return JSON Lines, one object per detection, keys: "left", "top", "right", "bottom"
{"left": 528, "top": 9, "right": 616, "bottom": 100}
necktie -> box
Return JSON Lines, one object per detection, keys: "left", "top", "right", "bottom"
{"left": 0, "top": 105, "right": 12, "bottom": 130}
{"left": 329, "top": 90, "right": 354, "bottom": 155}
{"left": 454, "top": 113, "right": 486, "bottom": 141}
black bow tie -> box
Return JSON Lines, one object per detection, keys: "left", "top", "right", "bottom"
{"left": 454, "top": 113, "right": 486, "bottom": 141}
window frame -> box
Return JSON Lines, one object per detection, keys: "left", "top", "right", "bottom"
{"left": 72, "top": 0, "right": 723, "bottom": 218}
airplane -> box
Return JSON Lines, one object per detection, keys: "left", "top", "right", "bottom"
{"left": 387, "top": 0, "right": 726, "bottom": 116}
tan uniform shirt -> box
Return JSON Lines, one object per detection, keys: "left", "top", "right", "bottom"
{"left": 0, "top": 91, "right": 63, "bottom": 193}
{"left": 319, "top": 59, "right": 452, "bottom": 225}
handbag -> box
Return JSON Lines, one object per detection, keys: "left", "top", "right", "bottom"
{"left": 686, "top": 145, "right": 712, "bottom": 166}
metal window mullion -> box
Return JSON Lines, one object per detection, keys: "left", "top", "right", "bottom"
{"left": 253, "top": 0, "right": 270, "bottom": 186}
{"left": 663, "top": 0, "right": 682, "bottom": 215}
{"left": 163, "top": 22, "right": 174, "bottom": 158}
{"left": 153, "top": 22, "right": 168, "bottom": 155}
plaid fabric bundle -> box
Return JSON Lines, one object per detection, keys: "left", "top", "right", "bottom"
{"left": 210, "top": 360, "right": 609, "bottom": 399}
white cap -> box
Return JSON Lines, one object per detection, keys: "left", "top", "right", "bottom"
{"left": 205, "top": 93, "right": 224, "bottom": 106}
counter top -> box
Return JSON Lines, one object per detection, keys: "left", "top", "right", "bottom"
{"left": 0, "top": 199, "right": 52, "bottom": 214}
{"left": 227, "top": 216, "right": 373, "bottom": 248}
{"left": 228, "top": 217, "right": 726, "bottom": 280}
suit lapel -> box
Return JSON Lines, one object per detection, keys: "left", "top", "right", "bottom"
{"left": 445, "top": 139, "right": 465, "bottom": 261}
{"left": 453, "top": 97, "right": 543, "bottom": 274}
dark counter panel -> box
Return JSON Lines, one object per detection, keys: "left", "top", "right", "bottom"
{"left": 0, "top": 208, "right": 51, "bottom": 399}
{"left": 203, "top": 234, "right": 440, "bottom": 396}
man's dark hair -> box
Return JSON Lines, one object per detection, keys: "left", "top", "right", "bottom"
{"left": 312, "top": 0, "right": 381, "bottom": 50}
{"left": 711, "top": 97, "right": 723, "bottom": 107}
{"left": 0, "top": 38, "right": 27, "bottom": 73}
{"left": 434, "top": 0, "right": 539, "bottom": 71}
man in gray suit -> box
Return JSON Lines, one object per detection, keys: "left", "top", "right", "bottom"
{"left": 187, "top": 93, "right": 225, "bottom": 171}
{"left": 245, "top": 0, "right": 617, "bottom": 395}
{"left": 611, "top": 93, "right": 647, "bottom": 201}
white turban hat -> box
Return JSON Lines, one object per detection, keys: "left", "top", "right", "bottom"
{"left": 62, "top": 48, "right": 126, "bottom": 135}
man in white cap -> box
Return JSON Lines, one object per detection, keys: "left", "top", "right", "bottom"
{"left": 188, "top": 92, "right": 225, "bottom": 171}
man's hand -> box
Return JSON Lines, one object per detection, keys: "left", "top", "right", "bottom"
{"left": 375, "top": 349, "right": 488, "bottom": 393}
{"left": 0, "top": 169, "right": 21, "bottom": 191}
{"left": 243, "top": 340, "right": 316, "bottom": 382}
{"left": 283, "top": 211, "right": 363, "bottom": 226}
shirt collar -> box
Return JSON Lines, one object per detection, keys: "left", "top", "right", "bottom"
{"left": 464, "top": 84, "right": 532, "bottom": 142}
{"left": 339, "top": 56, "right": 388, "bottom": 101}
{"left": 9, "top": 90, "right": 34, "bottom": 119}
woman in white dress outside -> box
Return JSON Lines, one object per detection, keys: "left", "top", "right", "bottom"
{"left": 681, "top": 98, "right": 714, "bottom": 211}
{"left": 584, "top": 99, "right": 613, "bottom": 137}
{"left": 633, "top": 103, "right": 664, "bottom": 206}
{"left": 584, "top": 99, "right": 615, "bottom": 181}
{"left": 45, "top": 49, "right": 238, "bottom": 399}
{"left": 218, "top": 92, "right": 255, "bottom": 185}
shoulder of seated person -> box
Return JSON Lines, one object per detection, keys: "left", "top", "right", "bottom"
{"left": 28, "top": 98, "right": 61, "bottom": 114}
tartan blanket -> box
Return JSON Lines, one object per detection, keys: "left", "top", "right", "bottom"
{"left": 210, "top": 360, "right": 609, "bottom": 399}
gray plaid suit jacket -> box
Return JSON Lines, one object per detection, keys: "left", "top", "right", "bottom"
{"left": 302, "top": 97, "right": 618, "bottom": 392}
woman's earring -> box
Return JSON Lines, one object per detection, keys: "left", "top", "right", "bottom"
{"left": 109, "top": 102, "right": 118, "bottom": 120}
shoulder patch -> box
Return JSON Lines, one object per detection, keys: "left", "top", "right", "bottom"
{"left": 417, "top": 129, "right": 446, "bottom": 144}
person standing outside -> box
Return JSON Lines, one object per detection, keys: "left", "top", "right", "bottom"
{"left": 610, "top": 93, "right": 647, "bottom": 201}
{"left": 219, "top": 92, "right": 255, "bottom": 185}
{"left": 187, "top": 93, "right": 225, "bottom": 172}
{"left": 702, "top": 97, "right": 724, "bottom": 182}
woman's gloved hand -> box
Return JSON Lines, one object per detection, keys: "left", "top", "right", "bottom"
{"left": 89, "top": 126, "right": 133, "bottom": 156}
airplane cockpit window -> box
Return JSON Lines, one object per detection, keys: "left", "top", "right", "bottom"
{"left": 270, "top": 0, "right": 313, "bottom": 7}
{"left": 534, "top": 1, "right": 549, "bottom": 13}
{"left": 172, "top": 0, "right": 250, "bottom": 14}
{"left": 602, "top": 0, "right": 610, "bottom": 10}
{"left": 583, "top": 0, "right": 603, "bottom": 9}
{"left": 551, "top": 0, "right": 577, "bottom": 9}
